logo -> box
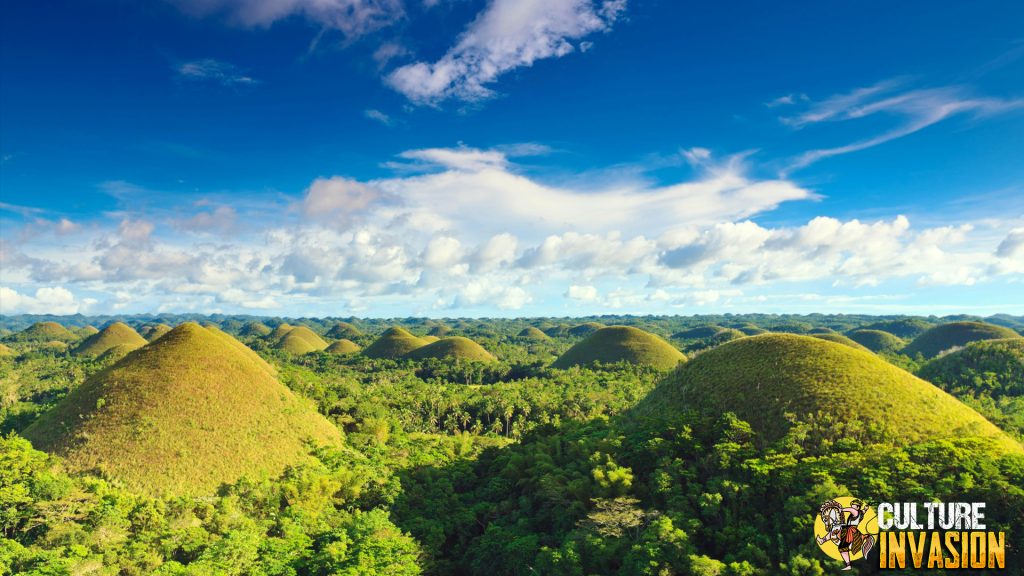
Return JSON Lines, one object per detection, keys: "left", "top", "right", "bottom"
{"left": 814, "top": 496, "right": 878, "bottom": 571}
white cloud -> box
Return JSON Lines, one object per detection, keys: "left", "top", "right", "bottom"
{"left": 386, "top": 0, "right": 626, "bottom": 104}
{"left": 566, "top": 284, "right": 598, "bottom": 301}
{"left": 167, "top": 0, "right": 403, "bottom": 38}
{"left": 781, "top": 81, "right": 1024, "bottom": 172}
{"left": 300, "top": 177, "right": 386, "bottom": 222}
{"left": 0, "top": 286, "right": 83, "bottom": 315}
{"left": 176, "top": 58, "right": 258, "bottom": 86}
{"left": 364, "top": 109, "right": 395, "bottom": 126}
{"left": 997, "top": 228, "right": 1024, "bottom": 259}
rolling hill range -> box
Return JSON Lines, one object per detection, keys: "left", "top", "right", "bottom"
{"left": 362, "top": 327, "right": 429, "bottom": 359}
{"left": 635, "top": 334, "right": 1022, "bottom": 453}
{"left": 407, "top": 336, "right": 497, "bottom": 362}
{"left": 15, "top": 321, "right": 78, "bottom": 342}
{"left": 903, "top": 321, "right": 1020, "bottom": 359}
{"left": 809, "top": 332, "right": 872, "bottom": 352}
{"left": 73, "top": 322, "right": 147, "bottom": 357}
{"left": 274, "top": 325, "right": 329, "bottom": 354}
{"left": 22, "top": 323, "right": 341, "bottom": 495}
{"left": 553, "top": 326, "right": 686, "bottom": 370}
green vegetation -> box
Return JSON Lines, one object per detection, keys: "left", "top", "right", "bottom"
{"left": 0, "top": 343, "right": 13, "bottom": 356}
{"left": 553, "top": 326, "right": 686, "bottom": 370}
{"left": 672, "top": 325, "right": 726, "bottom": 339}
{"left": 275, "top": 325, "right": 330, "bottom": 354}
{"left": 846, "top": 328, "right": 905, "bottom": 353}
{"left": 427, "top": 325, "right": 452, "bottom": 337}
{"left": 325, "top": 338, "right": 361, "bottom": 355}
{"left": 72, "top": 321, "right": 147, "bottom": 357}
{"left": 266, "top": 322, "right": 294, "bottom": 342}
{"left": 407, "top": 337, "right": 497, "bottom": 362}
{"left": 638, "top": 333, "right": 1022, "bottom": 452}
{"left": 917, "top": 338, "right": 1024, "bottom": 438}
{"left": 75, "top": 325, "right": 99, "bottom": 337}
{"left": 22, "top": 323, "right": 341, "bottom": 496}
{"left": 904, "top": 321, "right": 1020, "bottom": 359}
{"left": 363, "top": 327, "right": 429, "bottom": 359}
{"left": 568, "top": 322, "right": 605, "bottom": 337}
{"left": 240, "top": 320, "right": 272, "bottom": 337}
{"left": 809, "top": 332, "right": 872, "bottom": 352}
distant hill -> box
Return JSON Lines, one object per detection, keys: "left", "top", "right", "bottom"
{"left": 274, "top": 326, "right": 329, "bottom": 354}
{"left": 75, "top": 325, "right": 100, "bottom": 337}
{"left": 139, "top": 323, "right": 172, "bottom": 342}
{"left": 240, "top": 321, "right": 272, "bottom": 337}
{"left": 846, "top": 329, "right": 905, "bottom": 354}
{"left": 635, "top": 334, "right": 1022, "bottom": 453}
{"left": 73, "top": 322, "right": 147, "bottom": 357}
{"left": 22, "top": 323, "right": 341, "bottom": 496}
{"left": 903, "top": 322, "right": 1020, "bottom": 359}
{"left": 862, "top": 318, "right": 934, "bottom": 339}
{"left": 325, "top": 339, "right": 361, "bottom": 355}
{"left": 568, "top": 322, "right": 604, "bottom": 337}
{"left": 15, "top": 322, "right": 77, "bottom": 343}
{"left": 517, "top": 327, "right": 551, "bottom": 341}
{"left": 407, "top": 337, "right": 497, "bottom": 362}
{"left": 326, "top": 321, "right": 363, "bottom": 339}
{"left": 266, "top": 323, "right": 294, "bottom": 342}
{"left": 552, "top": 326, "right": 686, "bottom": 370}
{"left": 810, "top": 332, "right": 872, "bottom": 353}
{"left": 362, "top": 327, "right": 429, "bottom": 359}
{"left": 672, "top": 325, "right": 727, "bottom": 339}
{"left": 427, "top": 325, "right": 452, "bottom": 337}
{"left": 918, "top": 338, "right": 1024, "bottom": 398}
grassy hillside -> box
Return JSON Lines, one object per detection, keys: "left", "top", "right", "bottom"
{"left": 846, "top": 329, "right": 905, "bottom": 353}
{"left": 326, "top": 321, "right": 362, "bottom": 339}
{"left": 362, "top": 327, "right": 429, "bottom": 359}
{"left": 140, "top": 323, "right": 172, "bottom": 342}
{"left": 76, "top": 325, "right": 100, "bottom": 337}
{"left": 552, "top": 326, "right": 686, "bottom": 370}
{"left": 240, "top": 320, "right": 272, "bottom": 337}
{"left": 672, "top": 325, "right": 726, "bottom": 339}
{"left": 810, "top": 332, "right": 872, "bottom": 352}
{"left": 636, "top": 334, "right": 1022, "bottom": 453}
{"left": 863, "top": 318, "right": 934, "bottom": 339}
{"left": 0, "top": 343, "right": 13, "bottom": 356}
{"left": 903, "top": 321, "right": 1019, "bottom": 359}
{"left": 22, "top": 322, "right": 341, "bottom": 496}
{"left": 568, "top": 322, "right": 604, "bottom": 337}
{"left": 266, "top": 323, "right": 294, "bottom": 342}
{"left": 274, "top": 326, "right": 329, "bottom": 354}
{"left": 73, "top": 322, "right": 147, "bottom": 357}
{"left": 15, "top": 322, "right": 77, "bottom": 342}
{"left": 407, "top": 336, "right": 497, "bottom": 362}
{"left": 427, "top": 325, "right": 452, "bottom": 337}
{"left": 325, "top": 339, "right": 361, "bottom": 354}
{"left": 517, "top": 327, "right": 551, "bottom": 341}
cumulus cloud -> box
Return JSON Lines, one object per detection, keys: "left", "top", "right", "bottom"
{"left": 566, "top": 284, "right": 598, "bottom": 301}
{"left": 996, "top": 228, "right": 1024, "bottom": 259}
{"left": 167, "top": 0, "right": 403, "bottom": 38}
{"left": 386, "top": 0, "right": 626, "bottom": 103}
{"left": 0, "top": 286, "right": 84, "bottom": 315}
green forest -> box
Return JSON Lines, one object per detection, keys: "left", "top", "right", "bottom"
{"left": 1, "top": 313, "right": 1022, "bottom": 575}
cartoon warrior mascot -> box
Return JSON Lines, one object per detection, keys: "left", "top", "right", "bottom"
{"left": 816, "top": 499, "right": 875, "bottom": 571}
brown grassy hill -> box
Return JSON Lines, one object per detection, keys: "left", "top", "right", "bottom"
{"left": 568, "top": 322, "right": 605, "bottom": 337}
{"left": 275, "top": 326, "right": 329, "bottom": 355}
{"left": 326, "top": 321, "right": 362, "bottom": 339}
{"left": 140, "top": 323, "right": 173, "bottom": 342}
{"left": 362, "top": 327, "right": 429, "bottom": 359}
{"left": 76, "top": 325, "right": 100, "bottom": 337}
{"left": 22, "top": 323, "right": 341, "bottom": 496}
{"left": 810, "top": 332, "right": 873, "bottom": 353}
{"left": 636, "top": 334, "right": 1022, "bottom": 453}
{"left": 18, "top": 322, "right": 77, "bottom": 342}
{"left": 266, "top": 323, "right": 294, "bottom": 343}
{"left": 846, "top": 329, "right": 905, "bottom": 353}
{"left": 407, "top": 337, "right": 497, "bottom": 362}
{"left": 325, "top": 339, "right": 361, "bottom": 355}
{"left": 240, "top": 321, "right": 272, "bottom": 337}
{"left": 0, "top": 343, "right": 14, "bottom": 356}
{"left": 903, "top": 322, "right": 1020, "bottom": 359}
{"left": 553, "top": 326, "right": 686, "bottom": 370}
{"left": 73, "top": 322, "right": 147, "bottom": 357}
{"left": 518, "top": 327, "right": 552, "bottom": 341}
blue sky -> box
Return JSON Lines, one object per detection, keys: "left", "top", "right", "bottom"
{"left": 1, "top": 0, "right": 1022, "bottom": 317}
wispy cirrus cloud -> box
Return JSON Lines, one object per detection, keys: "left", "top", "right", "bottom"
{"left": 386, "top": 0, "right": 627, "bottom": 104}
{"left": 176, "top": 58, "right": 258, "bottom": 86}
{"left": 166, "top": 0, "right": 403, "bottom": 38}
{"left": 364, "top": 108, "right": 396, "bottom": 126}
{"left": 781, "top": 80, "right": 1024, "bottom": 172}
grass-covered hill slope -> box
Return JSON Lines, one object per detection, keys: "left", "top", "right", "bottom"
{"left": 140, "top": 323, "right": 172, "bottom": 342}
{"left": 917, "top": 338, "right": 1024, "bottom": 398}
{"left": 903, "top": 321, "right": 1019, "bottom": 359}
{"left": 73, "top": 322, "right": 147, "bottom": 357}
{"left": 21, "top": 323, "right": 341, "bottom": 496}
{"left": 517, "top": 326, "right": 551, "bottom": 341}
{"left": 810, "top": 332, "right": 872, "bottom": 352}
{"left": 0, "top": 343, "right": 13, "bottom": 356}
{"left": 552, "top": 326, "right": 686, "bottom": 370}
{"left": 407, "top": 336, "right": 497, "bottom": 362}
{"left": 239, "top": 320, "right": 272, "bottom": 337}
{"left": 672, "top": 325, "right": 727, "bottom": 339}
{"left": 846, "top": 329, "right": 905, "bottom": 353}
{"left": 76, "top": 325, "right": 100, "bottom": 337}
{"left": 274, "top": 326, "right": 329, "bottom": 354}
{"left": 326, "top": 321, "right": 362, "bottom": 339}
{"left": 15, "top": 322, "right": 77, "bottom": 342}
{"left": 862, "top": 318, "right": 934, "bottom": 339}
{"left": 636, "top": 334, "right": 1022, "bottom": 453}
{"left": 266, "top": 323, "right": 294, "bottom": 342}
{"left": 325, "top": 339, "right": 361, "bottom": 354}
{"left": 568, "top": 322, "right": 604, "bottom": 337}
{"left": 362, "top": 327, "right": 429, "bottom": 359}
